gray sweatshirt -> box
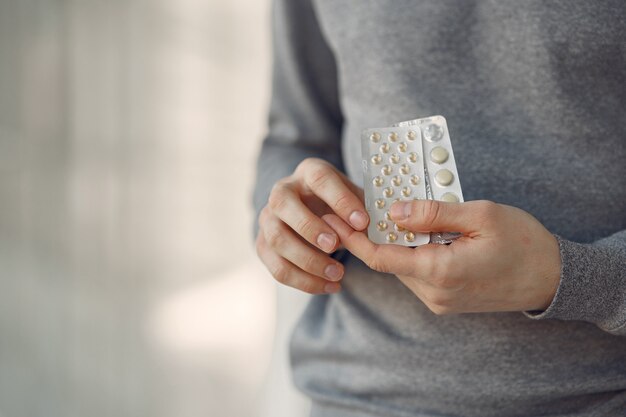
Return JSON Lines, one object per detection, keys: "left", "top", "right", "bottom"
{"left": 252, "top": 1, "right": 626, "bottom": 416}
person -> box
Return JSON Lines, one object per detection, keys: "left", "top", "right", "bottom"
{"left": 252, "top": 1, "right": 626, "bottom": 416}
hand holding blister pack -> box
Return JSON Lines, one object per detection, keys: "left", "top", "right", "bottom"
{"left": 361, "top": 116, "right": 463, "bottom": 246}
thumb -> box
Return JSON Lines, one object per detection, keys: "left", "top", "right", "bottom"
{"left": 389, "top": 199, "right": 498, "bottom": 234}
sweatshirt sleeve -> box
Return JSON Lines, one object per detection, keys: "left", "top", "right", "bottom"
{"left": 525, "top": 231, "right": 626, "bottom": 336}
{"left": 252, "top": 0, "right": 344, "bottom": 236}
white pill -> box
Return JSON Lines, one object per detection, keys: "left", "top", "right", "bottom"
{"left": 434, "top": 169, "right": 454, "bottom": 186}
{"left": 441, "top": 192, "right": 459, "bottom": 202}
{"left": 430, "top": 146, "right": 449, "bottom": 164}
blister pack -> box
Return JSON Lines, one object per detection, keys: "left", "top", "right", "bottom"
{"left": 361, "top": 115, "right": 463, "bottom": 246}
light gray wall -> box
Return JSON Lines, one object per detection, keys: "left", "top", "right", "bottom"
{"left": 0, "top": 1, "right": 310, "bottom": 416}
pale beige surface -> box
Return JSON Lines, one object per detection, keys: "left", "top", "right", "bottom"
{"left": 0, "top": 1, "right": 308, "bottom": 416}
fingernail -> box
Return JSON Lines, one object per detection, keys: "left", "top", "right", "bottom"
{"left": 349, "top": 210, "right": 369, "bottom": 230}
{"left": 324, "top": 282, "right": 341, "bottom": 294}
{"left": 324, "top": 264, "right": 343, "bottom": 281}
{"left": 317, "top": 233, "right": 336, "bottom": 253}
{"left": 390, "top": 201, "right": 411, "bottom": 220}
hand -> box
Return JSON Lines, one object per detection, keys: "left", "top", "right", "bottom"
{"left": 256, "top": 158, "right": 369, "bottom": 294}
{"left": 323, "top": 199, "right": 561, "bottom": 314}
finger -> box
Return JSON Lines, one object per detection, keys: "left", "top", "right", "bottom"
{"left": 268, "top": 182, "right": 340, "bottom": 253}
{"left": 297, "top": 159, "right": 369, "bottom": 230}
{"left": 322, "top": 214, "right": 417, "bottom": 276}
{"left": 256, "top": 233, "right": 342, "bottom": 294}
{"left": 389, "top": 199, "right": 499, "bottom": 234}
{"left": 336, "top": 170, "right": 365, "bottom": 201}
{"left": 262, "top": 214, "right": 344, "bottom": 281}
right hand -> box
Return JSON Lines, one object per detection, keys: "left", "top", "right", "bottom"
{"left": 256, "top": 158, "right": 369, "bottom": 294}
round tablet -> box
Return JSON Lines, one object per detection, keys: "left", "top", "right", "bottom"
{"left": 430, "top": 147, "right": 449, "bottom": 164}
{"left": 370, "top": 132, "right": 381, "bottom": 143}
{"left": 386, "top": 232, "right": 398, "bottom": 243}
{"left": 381, "top": 165, "right": 392, "bottom": 176}
{"left": 390, "top": 153, "right": 400, "bottom": 164}
{"left": 388, "top": 132, "right": 398, "bottom": 142}
{"left": 380, "top": 143, "right": 390, "bottom": 153}
{"left": 383, "top": 187, "right": 394, "bottom": 198}
{"left": 401, "top": 186, "right": 412, "bottom": 197}
{"left": 398, "top": 142, "right": 408, "bottom": 153}
{"left": 376, "top": 221, "right": 388, "bottom": 231}
{"left": 406, "top": 130, "right": 417, "bottom": 140}
{"left": 400, "top": 164, "right": 410, "bottom": 175}
{"left": 372, "top": 176, "right": 384, "bottom": 187}
{"left": 404, "top": 232, "right": 415, "bottom": 243}
{"left": 375, "top": 199, "right": 386, "bottom": 209}
{"left": 434, "top": 169, "right": 454, "bottom": 187}
{"left": 392, "top": 175, "right": 402, "bottom": 186}
{"left": 441, "top": 192, "right": 459, "bottom": 203}
{"left": 371, "top": 154, "right": 382, "bottom": 165}
{"left": 408, "top": 152, "right": 418, "bottom": 163}
{"left": 410, "top": 175, "right": 420, "bottom": 185}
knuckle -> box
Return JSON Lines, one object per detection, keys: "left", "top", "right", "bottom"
{"left": 332, "top": 192, "right": 353, "bottom": 214}
{"left": 302, "top": 254, "right": 320, "bottom": 274}
{"left": 268, "top": 184, "right": 289, "bottom": 212}
{"left": 307, "top": 166, "right": 334, "bottom": 191}
{"left": 255, "top": 234, "right": 265, "bottom": 256}
{"left": 271, "top": 263, "right": 289, "bottom": 284}
{"left": 419, "top": 200, "right": 442, "bottom": 229}
{"left": 367, "top": 258, "right": 390, "bottom": 274}
{"left": 265, "top": 227, "right": 284, "bottom": 249}
{"left": 295, "top": 157, "right": 319, "bottom": 174}
{"left": 258, "top": 206, "right": 271, "bottom": 226}
{"left": 299, "top": 280, "right": 322, "bottom": 295}
{"left": 295, "top": 216, "right": 316, "bottom": 239}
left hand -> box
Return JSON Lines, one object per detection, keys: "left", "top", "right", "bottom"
{"left": 322, "top": 200, "right": 561, "bottom": 314}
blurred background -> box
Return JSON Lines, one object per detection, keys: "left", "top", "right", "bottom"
{"left": 0, "top": 1, "right": 310, "bottom": 416}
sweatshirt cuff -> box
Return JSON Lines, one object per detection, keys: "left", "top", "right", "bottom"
{"left": 524, "top": 235, "right": 626, "bottom": 335}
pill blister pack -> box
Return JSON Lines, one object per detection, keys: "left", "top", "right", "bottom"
{"left": 361, "top": 116, "right": 463, "bottom": 246}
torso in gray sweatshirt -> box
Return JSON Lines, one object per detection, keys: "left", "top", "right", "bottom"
{"left": 253, "top": 1, "right": 626, "bottom": 416}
